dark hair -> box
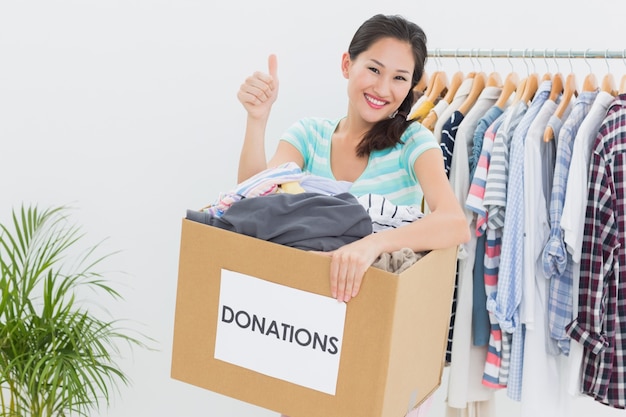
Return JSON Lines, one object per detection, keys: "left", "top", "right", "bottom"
{"left": 348, "top": 14, "right": 428, "bottom": 157}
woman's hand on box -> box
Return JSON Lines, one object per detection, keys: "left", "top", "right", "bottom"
{"left": 316, "top": 238, "right": 382, "bottom": 302}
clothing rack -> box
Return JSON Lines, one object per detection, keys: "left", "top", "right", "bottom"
{"left": 428, "top": 48, "right": 626, "bottom": 60}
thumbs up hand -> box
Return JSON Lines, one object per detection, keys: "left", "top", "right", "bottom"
{"left": 237, "top": 54, "right": 279, "bottom": 120}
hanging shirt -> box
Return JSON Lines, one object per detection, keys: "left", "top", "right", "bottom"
{"left": 494, "top": 80, "right": 552, "bottom": 402}
{"left": 542, "top": 90, "right": 599, "bottom": 355}
{"left": 482, "top": 100, "right": 528, "bottom": 387}
{"left": 441, "top": 111, "right": 465, "bottom": 176}
{"left": 466, "top": 112, "right": 507, "bottom": 389}
{"left": 561, "top": 91, "right": 617, "bottom": 262}
{"left": 469, "top": 105, "right": 505, "bottom": 179}
{"left": 522, "top": 97, "right": 559, "bottom": 332}
{"left": 408, "top": 99, "right": 435, "bottom": 122}
{"left": 422, "top": 99, "right": 449, "bottom": 132}
{"left": 566, "top": 95, "right": 626, "bottom": 409}
{"left": 519, "top": 96, "right": 574, "bottom": 417}
{"left": 559, "top": 91, "right": 616, "bottom": 395}
{"left": 434, "top": 76, "right": 474, "bottom": 142}
{"left": 446, "top": 86, "right": 503, "bottom": 409}
{"left": 465, "top": 104, "right": 506, "bottom": 351}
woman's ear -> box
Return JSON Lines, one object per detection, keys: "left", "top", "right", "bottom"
{"left": 341, "top": 52, "right": 350, "bottom": 79}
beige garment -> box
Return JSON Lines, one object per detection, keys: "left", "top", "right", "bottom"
{"left": 409, "top": 99, "right": 435, "bottom": 122}
{"left": 372, "top": 248, "right": 427, "bottom": 273}
{"left": 278, "top": 181, "right": 306, "bottom": 194}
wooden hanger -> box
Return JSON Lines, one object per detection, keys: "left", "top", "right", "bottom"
{"left": 548, "top": 72, "right": 564, "bottom": 102}
{"left": 512, "top": 77, "right": 528, "bottom": 104}
{"left": 582, "top": 72, "right": 598, "bottom": 92}
{"left": 544, "top": 73, "right": 577, "bottom": 142}
{"left": 495, "top": 71, "right": 519, "bottom": 109}
{"left": 441, "top": 70, "right": 464, "bottom": 104}
{"left": 621, "top": 74, "right": 626, "bottom": 94}
{"left": 421, "top": 71, "right": 439, "bottom": 100}
{"left": 486, "top": 71, "right": 502, "bottom": 88}
{"left": 426, "top": 71, "right": 448, "bottom": 103}
{"left": 414, "top": 71, "right": 429, "bottom": 95}
{"left": 457, "top": 72, "right": 486, "bottom": 115}
{"left": 521, "top": 72, "right": 539, "bottom": 103}
{"left": 601, "top": 73, "right": 618, "bottom": 96}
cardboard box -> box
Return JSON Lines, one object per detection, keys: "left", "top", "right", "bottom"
{"left": 171, "top": 218, "right": 457, "bottom": 417}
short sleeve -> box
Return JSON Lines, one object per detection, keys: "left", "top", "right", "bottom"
{"left": 401, "top": 122, "right": 441, "bottom": 182}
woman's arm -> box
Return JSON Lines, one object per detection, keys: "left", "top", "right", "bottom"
{"left": 237, "top": 54, "right": 305, "bottom": 181}
{"left": 237, "top": 55, "right": 279, "bottom": 182}
{"left": 325, "top": 148, "right": 470, "bottom": 302}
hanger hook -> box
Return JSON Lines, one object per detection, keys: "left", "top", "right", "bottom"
{"left": 568, "top": 49, "right": 574, "bottom": 74}
{"left": 553, "top": 49, "right": 560, "bottom": 73}
{"left": 543, "top": 48, "right": 550, "bottom": 73}
{"left": 454, "top": 49, "right": 461, "bottom": 71}
{"left": 490, "top": 49, "right": 496, "bottom": 73}
{"left": 605, "top": 49, "right": 611, "bottom": 74}
{"left": 522, "top": 49, "right": 530, "bottom": 74}
{"left": 584, "top": 49, "right": 592, "bottom": 73}
{"left": 507, "top": 48, "right": 514, "bottom": 73}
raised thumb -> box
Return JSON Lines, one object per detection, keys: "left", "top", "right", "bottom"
{"left": 268, "top": 54, "right": 278, "bottom": 79}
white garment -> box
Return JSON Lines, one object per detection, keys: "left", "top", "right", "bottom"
{"left": 561, "top": 91, "right": 615, "bottom": 263}
{"left": 520, "top": 267, "right": 572, "bottom": 417}
{"left": 433, "top": 77, "right": 474, "bottom": 143}
{"left": 522, "top": 99, "right": 557, "bottom": 328}
{"left": 449, "top": 86, "right": 502, "bottom": 259}
{"left": 356, "top": 193, "right": 423, "bottom": 233}
{"left": 446, "top": 87, "right": 502, "bottom": 409}
{"left": 521, "top": 98, "right": 570, "bottom": 416}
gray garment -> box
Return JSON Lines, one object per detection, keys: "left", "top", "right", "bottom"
{"left": 372, "top": 248, "right": 427, "bottom": 273}
{"left": 186, "top": 192, "right": 373, "bottom": 251}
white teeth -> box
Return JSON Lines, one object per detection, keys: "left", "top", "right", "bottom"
{"left": 366, "top": 95, "right": 386, "bottom": 106}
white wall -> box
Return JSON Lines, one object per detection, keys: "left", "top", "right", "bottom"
{"left": 1, "top": 1, "right": 625, "bottom": 416}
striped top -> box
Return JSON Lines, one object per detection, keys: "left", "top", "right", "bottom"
{"left": 281, "top": 117, "right": 440, "bottom": 206}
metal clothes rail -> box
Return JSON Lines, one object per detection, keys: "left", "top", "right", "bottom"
{"left": 427, "top": 49, "right": 626, "bottom": 60}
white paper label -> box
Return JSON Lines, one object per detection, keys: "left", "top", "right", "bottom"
{"left": 214, "top": 269, "right": 346, "bottom": 395}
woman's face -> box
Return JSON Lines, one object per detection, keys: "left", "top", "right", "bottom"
{"left": 342, "top": 37, "right": 414, "bottom": 124}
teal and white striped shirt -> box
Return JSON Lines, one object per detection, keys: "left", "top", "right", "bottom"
{"left": 281, "top": 117, "right": 440, "bottom": 206}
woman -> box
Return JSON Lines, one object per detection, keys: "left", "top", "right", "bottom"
{"left": 237, "top": 13, "right": 470, "bottom": 417}
{"left": 237, "top": 14, "right": 470, "bottom": 306}
{"left": 237, "top": 13, "right": 469, "bottom": 304}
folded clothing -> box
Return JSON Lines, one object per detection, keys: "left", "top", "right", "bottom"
{"left": 186, "top": 192, "right": 373, "bottom": 251}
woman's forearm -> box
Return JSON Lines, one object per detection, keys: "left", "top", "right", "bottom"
{"left": 238, "top": 115, "right": 270, "bottom": 183}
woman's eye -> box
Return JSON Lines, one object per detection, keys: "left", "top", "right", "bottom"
{"left": 368, "top": 67, "right": 380, "bottom": 74}
{"left": 395, "top": 75, "right": 408, "bottom": 81}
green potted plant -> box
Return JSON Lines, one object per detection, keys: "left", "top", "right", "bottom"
{"left": 0, "top": 205, "right": 151, "bottom": 417}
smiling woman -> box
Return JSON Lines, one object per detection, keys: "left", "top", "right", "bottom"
{"left": 234, "top": 12, "right": 470, "bottom": 417}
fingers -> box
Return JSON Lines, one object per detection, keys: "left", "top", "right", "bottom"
{"left": 329, "top": 252, "right": 368, "bottom": 303}
{"left": 238, "top": 54, "right": 279, "bottom": 107}
{"left": 239, "top": 73, "right": 274, "bottom": 103}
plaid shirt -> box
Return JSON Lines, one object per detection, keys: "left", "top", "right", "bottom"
{"left": 566, "top": 94, "right": 626, "bottom": 409}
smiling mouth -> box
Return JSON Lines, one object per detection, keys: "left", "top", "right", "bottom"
{"left": 364, "top": 94, "right": 388, "bottom": 108}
